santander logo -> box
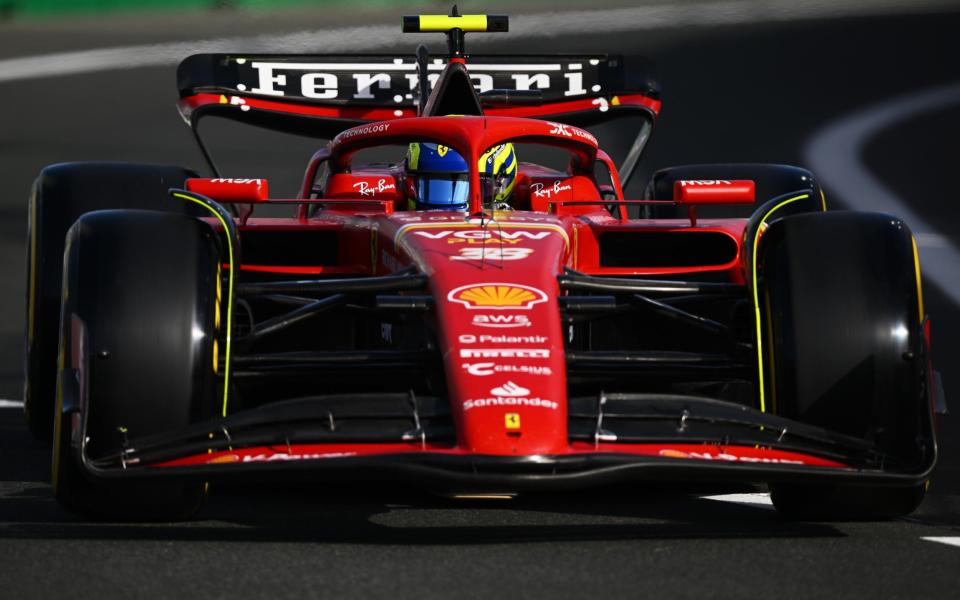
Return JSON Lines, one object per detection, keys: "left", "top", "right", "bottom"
{"left": 490, "top": 381, "right": 530, "bottom": 397}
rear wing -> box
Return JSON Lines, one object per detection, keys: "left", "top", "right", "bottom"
{"left": 177, "top": 52, "right": 660, "bottom": 183}
{"left": 177, "top": 53, "right": 660, "bottom": 135}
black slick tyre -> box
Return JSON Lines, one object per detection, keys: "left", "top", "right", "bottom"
{"left": 757, "top": 211, "right": 934, "bottom": 520}
{"left": 53, "top": 209, "right": 220, "bottom": 520}
{"left": 25, "top": 162, "right": 200, "bottom": 441}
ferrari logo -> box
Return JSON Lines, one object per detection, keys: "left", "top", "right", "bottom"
{"left": 505, "top": 413, "right": 521, "bottom": 430}
{"left": 437, "top": 144, "right": 450, "bottom": 157}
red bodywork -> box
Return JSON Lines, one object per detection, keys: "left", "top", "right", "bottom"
{"left": 146, "top": 115, "right": 854, "bottom": 476}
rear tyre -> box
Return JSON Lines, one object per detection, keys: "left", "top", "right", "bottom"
{"left": 25, "top": 162, "right": 200, "bottom": 441}
{"left": 53, "top": 210, "right": 220, "bottom": 520}
{"left": 758, "top": 211, "right": 934, "bottom": 520}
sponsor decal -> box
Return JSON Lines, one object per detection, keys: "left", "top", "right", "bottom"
{"left": 458, "top": 334, "right": 548, "bottom": 344}
{"left": 451, "top": 247, "right": 533, "bottom": 261}
{"left": 395, "top": 222, "right": 569, "bottom": 249}
{"left": 241, "top": 60, "right": 596, "bottom": 102}
{"left": 210, "top": 178, "right": 263, "bottom": 185}
{"left": 472, "top": 314, "right": 532, "bottom": 328}
{"left": 677, "top": 180, "right": 733, "bottom": 186}
{"left": 548, "top": 122, "right": 572, "bottom": 136}
{"left": 205, "top": 451, "right": 356, "bottom": 464}
{"left": 531, "top": 181, "right": 574, "bottom": 199}
{"left": 353, "top": 178, "right": 396, "bottom": 196}
{"left": 546, "top": 121, "right": 598, "bottom": 145}
{"left": 505, "top": 413, "right": 522, "bottom": 430}
{"left": 490, "top": 381, "right": 530, "bottom": 396}
{"left": 448, "top": 283, "right": 548, "bottom": 310}
{"left": 462, "top": 362, "right": 553, "bottom": 377}
{"left": 460, "top": 348, "right": 550, "bottom": 358}
{"left": 413, "top": 229, "right": 554, "bottom": 244}
{"left": 658, "top": 449, "right": 804, "bottom": 465}
{"left": 464, "top": 396, "right": 558, "bottom": 411}
{"left": 241, "top": 451, "right": 357, "bottom": 463}
{"left": 337, "top": 122, "right": 390, "bottom": 141}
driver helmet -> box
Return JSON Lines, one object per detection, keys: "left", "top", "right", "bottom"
{"left": 405, "top": 142, "right": 518, "bottom": 210}
{"left": 478, "top": 143, "right": 518, "bottom": 209}
{"left": 406, "top": 143, "right": 470, "bottom": 211}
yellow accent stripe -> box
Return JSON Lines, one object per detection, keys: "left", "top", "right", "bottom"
{"left": 751, "top": 194, "right": 810, "bottom": 413}
{"left": 493, "top": 146, "right": 512, "bottom": 173}
{"left": 912, "top": 235, "right": 924, "bottom": 322}
{"left": 27, "top": 186, "right": 38, "bottom": 346}
{"left": 763, "top": 287, "right": 777, "bottom": 415}
{"left": 419, "top": 14, "right": 487, "bottom": 32}
{"left": 174, "top": 193, "right": 234, "bottom": 418}
{"left": 820, "top": 189, "right": 827, "bottom": 211}
{"left": 477, "top": 145, "right": 499, "bottom": 171}
{"left": 51, "top": 340, "right": 65, "bottom": 494}
{"left": 408, "top": 142, "right": 420, "bottom": 170}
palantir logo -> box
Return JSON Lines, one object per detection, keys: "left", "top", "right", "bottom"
{"left": 490, "top": 381, "right": 530, "bottom": 397}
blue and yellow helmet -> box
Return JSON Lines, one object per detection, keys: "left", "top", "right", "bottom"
{"left": 478, "top": 143, "right": 518, "bottom": 208}
{"left": 406, "top": 142, "right": 518, "bottom": 210}
{"left": 406, "top": 143, "right": 470, "bottom": 211}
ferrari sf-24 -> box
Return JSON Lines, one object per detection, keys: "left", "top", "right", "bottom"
{"left": 23, "top": 12, "right": 944, "bottom": 520}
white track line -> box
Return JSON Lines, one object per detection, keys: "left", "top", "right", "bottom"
{"left": 0, "top": 0, "right": 953, "bottom": 83}
{"left": 701, "top": 492, "right": 774, "bottom": 508}
{"left": 921, "top": 537, "right": 960, "bottom": 549}
{"left": 805, "top": 82, "right": 960, "bottom": 306}
{"left": 0, "top": 399, "right": 24, "bottom": 408}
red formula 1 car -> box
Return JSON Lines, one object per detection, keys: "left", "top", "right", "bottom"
{"left": 25, "top": 12, "right": 943, "bottom": 520}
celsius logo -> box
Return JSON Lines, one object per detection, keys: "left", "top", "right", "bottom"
{"left": 490, "top": 381, "right": 530, "bottom": 397}
{"left": 462, "top": 363, "right": 553, "bottom": 377}
{"left": 448, "top": 283, "right": 548, "bottom": 310}
{"left": 473, "top": 314, "right": 531, "bottom": 328}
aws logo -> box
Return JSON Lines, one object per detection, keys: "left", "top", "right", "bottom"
{"left": 447, "top": 283, "right": 548, "bottom": 310}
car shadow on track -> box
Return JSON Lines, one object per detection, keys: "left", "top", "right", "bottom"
{"left": 0, "top": 481, "right": 846, "bottom": 544}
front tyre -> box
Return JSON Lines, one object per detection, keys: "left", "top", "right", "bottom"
{"left": 758, "top": 211, "right": 935, "bottom": 520}
{"left": 53, "top": 210, "right": 221, "bottom": 520}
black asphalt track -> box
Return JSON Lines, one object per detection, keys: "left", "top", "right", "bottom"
{"left": 1, "top": 6, "right": 959, "bottom": 598}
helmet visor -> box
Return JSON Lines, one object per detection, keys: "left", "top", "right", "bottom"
{"left": 413, "top": 174, "right": 470, "bottom": 209}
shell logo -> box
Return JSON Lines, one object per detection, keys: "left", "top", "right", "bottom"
{"left": 447, "top": 283, "right": 548, "bottom": 310}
